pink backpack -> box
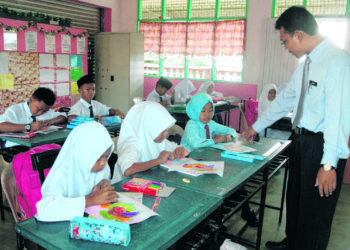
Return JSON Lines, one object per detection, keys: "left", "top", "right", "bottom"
{"left": 12, "top": 144, "right": 61, "bottom": 220}
{"left": 245, "top": 98, "right": 259, "bottom": 127}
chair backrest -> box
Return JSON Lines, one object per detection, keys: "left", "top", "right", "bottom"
{"left": 12, "top": 144, "right": 61, "bottom": 220}
{"left": 30, "top": 148, "right": 61, "bottom": 185}
{"left": 1, "top": 161, "right": 20, "bottom": 223}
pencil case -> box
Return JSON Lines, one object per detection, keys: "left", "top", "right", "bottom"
{"left": 70, "top": 217, "right": 131, "bottom": 246}
{"left": 101, "top": 116, "right": 121, "bottom": 126}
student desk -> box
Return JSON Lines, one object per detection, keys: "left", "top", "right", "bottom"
{"left": 14, "top": 178, "right": 222, "bottom": 250}
{"left": 166, "top": 98, "right": 241, "bottom": 128}
{"left": 0, "top": 124, "right": 121, "bottom": 148}
{"left": 136, "top": 137, "right": 291, "bottom": 249}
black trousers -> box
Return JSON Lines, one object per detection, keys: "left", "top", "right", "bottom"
{"left": 286, "top": 132, "right": 346, "bottom": 250}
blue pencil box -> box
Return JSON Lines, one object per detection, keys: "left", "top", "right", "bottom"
{"left": 101, "top": 116, "right": 121, "bottom": 126}
{"left": 221, "top": 151, "right": 265, "bottom": 162}
{"left": 70, "top": 216, "right": 131, "bottom": 246}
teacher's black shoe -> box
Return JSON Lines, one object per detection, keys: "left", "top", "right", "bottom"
{"left": 265, "top": 237, "right": 288, "bottom": 250}
{"left": 241, "top": 208, "right": 258, "bottom": 227}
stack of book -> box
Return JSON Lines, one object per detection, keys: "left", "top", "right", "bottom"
{"left": 66, "top": 117, "right": 95, "bottom": 129}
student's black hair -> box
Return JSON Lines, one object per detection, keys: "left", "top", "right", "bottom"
{"left": 156, "top": 76, "right": 173, "bottom": 90}
{"left": 275, "top": 6, "right": 318, "bottom": 36}
{"left": 32, "top": 87, "right": 56, "bottom": 106}
{"left": 77, "top": 74, "right": 95, "bottom": 89}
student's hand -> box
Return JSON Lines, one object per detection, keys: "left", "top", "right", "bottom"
{"left": 94, "top": 115, "right": 102, "bottom": 122}
{"left": 213, "top": 134, "right": 225, "bottom": 143}
{"left": 173, "top": 146, "right": 189, "bottom": 159}
{"left": 30, "top": 121, "right": 48, "bottom": 131}
{"left": 86, "top": 186, "right": 119, "bottom": 207}
{"left": 157, "top": 150, "right": 173, "bottom": 164}
{"left": 239, "top": 127, "right": 257, "bottom": 142}
{"left": 224, "top": 134, "right": 233, "bottom": 142}
{"left": 111, "top": 108, "right": 125, "bottom": 119}
{"left": 91, "top": 179, "right": 111, "bottom": 193}
{"left": 315, "top": 167, "right": 337, "bottom": 197}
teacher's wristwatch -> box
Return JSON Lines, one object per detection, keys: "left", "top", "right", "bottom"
{"left": 25, "top": 124, "right": 31, "bottom": 132}
{"left": 323, "top": 163, "right": 333, "bottom": 171}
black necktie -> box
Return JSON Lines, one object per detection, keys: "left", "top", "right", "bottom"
{"left": 159, "top": 96, "right": 163, "bottom": 102}
{"left": 31, "top": 115, "right": 36, "bottom": 122}
{"left": 89, "top": 106, "right": 94, "bottom": 118}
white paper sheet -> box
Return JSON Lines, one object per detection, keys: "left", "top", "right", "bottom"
{"left": 56, "top": 70, "right": 69, "bottom": 82}
{"left": 56, "top": 54, "right": 70, "bottom": 67}
{"left": 40, "top": 69, "right": 54, "bottom": 83}
{"left": 0, "top": 53, "right": 9, "bottom": 74}
{"left": 39, "top": 54, "right": 53, "bottom": 67}
{"left": 56, "top": 83, "right": 69, "bottom": 96}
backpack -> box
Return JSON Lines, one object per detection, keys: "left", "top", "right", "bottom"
{"left": 12, "top": 144, "right": 61, "bottom": 220}
{"left": 244, "top": 98, "right": 259, "bottom": 127}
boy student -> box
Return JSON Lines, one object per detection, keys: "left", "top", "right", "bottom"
{"left": 146, "top": 76, "right": 175, "bottom": 105}
{"left": 68, "top": 74, "right": 125, "bottom": 123}
{"left": 0, "top": 87, "right": 66, "bottom": 142}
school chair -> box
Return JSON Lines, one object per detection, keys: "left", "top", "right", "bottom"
{"left": 30, "top": 149, "right": 61, "bottom": 184}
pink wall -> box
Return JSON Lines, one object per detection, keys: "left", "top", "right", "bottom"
{"left": 144, "top": 77, "right": 258, "bottom": 132}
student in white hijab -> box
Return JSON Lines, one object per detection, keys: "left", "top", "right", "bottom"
{"left": 174, "top": 79, "right": 196, "bottom": 103}
{"left": 113, "top": 102, "right": 189, "bottom": 181}
{"left": 196, "top": 81, "right": 223, "bottom": 98}
{"left": 258, "top": 84, "right": 277, "bottom": 116}
{"left": 36, "top": 121, "right": 118, "bottom": 222}
{"left": 258, "top": 84, "right": 291, "bottom": 139}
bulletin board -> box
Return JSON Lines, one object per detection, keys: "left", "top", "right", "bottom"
{"left": 0, "top": 17, "right": 88, "bottom": 114}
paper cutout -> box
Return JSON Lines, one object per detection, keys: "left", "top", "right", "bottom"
{"left": 71, "top": 68, "right": 82, "bottom": 81}
{"left": 71, "top": 55, "right": 82, "bottom": 67}
{"left": 161, "top": 158, "right": 225, "bottom": 177}
{"left": 0, "top": 74, "right": 14, "bottom": 90}
{"left": 210, "top": 142, "right": 257, "bottom": 153}
{"left": 71, "top": 81, "right": 79, "bottom": 94}
{"left": 85, "top": 194, "right": 158, "bottom": 224}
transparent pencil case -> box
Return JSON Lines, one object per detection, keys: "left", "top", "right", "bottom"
{"left": 101, "top": 116, "right": 121, "bottom": 126}
{"left": 70, "top": 216, "right": 131, "bottom": 246}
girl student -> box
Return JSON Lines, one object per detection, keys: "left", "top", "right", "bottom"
{"left": 196, "top": 81, "right": 224, "bottom": 98}
{"left": 181, "top": 93, "right": 237, "bottom": 152}
{"left": 36, "top": 122, "right": 118, "bottom": 222}
{"left": 112, "top": 101, "right": 189, "bottom": 181}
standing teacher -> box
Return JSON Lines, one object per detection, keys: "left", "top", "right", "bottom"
{"left": 241, "top": 6, "right": 350, "bottom": 250}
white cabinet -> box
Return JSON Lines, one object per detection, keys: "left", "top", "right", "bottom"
{"left": 95, "top": 32, "right": 144, "bottom": 113}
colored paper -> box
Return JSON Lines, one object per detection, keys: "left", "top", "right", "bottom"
{"left": 0, "top": 53, "right": 9, "bottom": 74}
{"left": 39, "top": 54, "right": 53, "bottom": 67}
{"left": 71, "top": 81, "right": 79, "bottom": 94}
{"left": 71, "top": 55, "right": 82, "bottom": 67}
{"left": 210, "top": 142, "right": 257, "bottom": 153}
{"left": 161, "top": 158, "right": 225, "bottom": 177}
{"left": 56, "top": 54, "right": 70, "bottom": 68}
{"left": 0, "top": 74, "right": 14, "bottom": 90}
{"left": 71, "top": 68, "right": 82, "bottom": 81}
{"left": 85, "top": 194, "right": 158, "bottom": 224}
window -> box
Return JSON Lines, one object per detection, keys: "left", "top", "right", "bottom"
{"left": 138, "top": 0, "right": 247, "bottom": 82}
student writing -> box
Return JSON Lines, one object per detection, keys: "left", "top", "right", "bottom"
{"left": 181, "top": 93, "right": 236, "bottom": 152}
{"left": 36, "top": 122, "right": 118, "bottom": 222}
{"left": 146, "top": 76, "right": 175, "bottom": 105}
{"left": 112, "top": 101, "right": 189, "bottom": 181}
{"left": 68, "top": 74, "right": 125, "bottom": 123}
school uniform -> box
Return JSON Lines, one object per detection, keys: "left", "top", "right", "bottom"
{"left": 181, "top": 93, "right": 236, "bottom": 152}
{"left": 0, "top": 102, "right": 65, "bottom": 147}
{"left": 174, "top": 79, "right": 195, "bottom": 103}
{"left": 36, "top": 122, "right": 114, "bottom": 222}
{"left": 113, "top": 101, "right": 178, "bottom": 181}
{"left": 68, "top": 98, "right": 110, "bottom": 117}
{"left": 146, "top": 89, "right": 172, "bottom": 103}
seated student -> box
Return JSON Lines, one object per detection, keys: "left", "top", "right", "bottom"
{"left": 146, "top": 76, "right": 175, "bottom": 105}
{"left": 173, "top": 79, "right": 196, "bottom": 103}
{"left": 112, "top": 101, "right": 189, "bottom": 181}
{"left": 0, "top": 87, "right": 66, "bottom": 145}
{"left": 68, "top": 74, "right": 125, "bottom": 123}
{"left": 181, "top": 93, "right": 236, "bottom": 152}
{"left": 258, "top": 84, "right": 291, "bottom": 140}
{"left": 36, "top": 121, "right": 118, "bottom": 222}
{"left": 196, "top": 81, "right": 224, "bottom": 98}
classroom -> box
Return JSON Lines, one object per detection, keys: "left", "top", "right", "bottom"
{"left": 0, "top": 0, "right": 350, "bottom": 249}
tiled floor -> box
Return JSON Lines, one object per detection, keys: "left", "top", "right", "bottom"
{"left": 1, "top": 167, "right": 350, "bottom": 249}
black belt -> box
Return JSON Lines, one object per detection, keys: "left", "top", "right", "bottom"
{"left": 293, "top": 127, "right": 323, "bottom": 135}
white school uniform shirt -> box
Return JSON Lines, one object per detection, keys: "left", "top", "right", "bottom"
{"left": 36, "top": 121, "right": 114, "bottom": 222}
{"left": 146, "top": 89, "right": 172, "bottom": 103}
{"left": 0, "top": 102, "right": 65, "bottom": 147}
{"left": 113, "top": 101, "right": 177, "bottom": 181}
{"left": 68, "top": 98, "right": 110, "bottom": 117}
